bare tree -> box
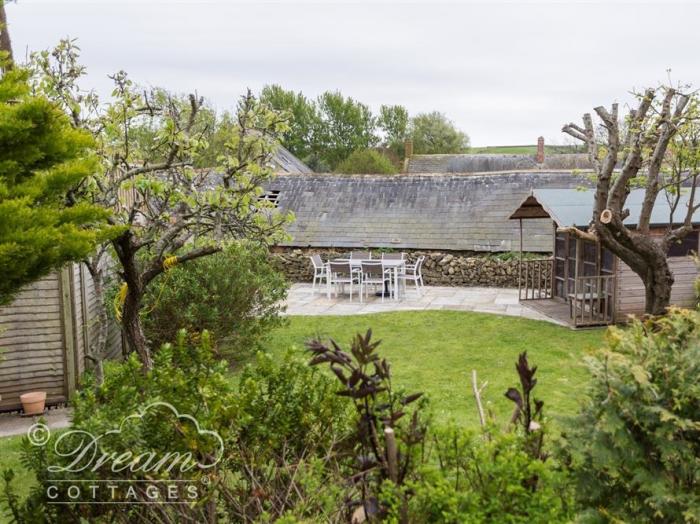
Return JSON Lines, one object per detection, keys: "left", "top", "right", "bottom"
{"left": 563, "top": 86, "right": 700, "bottom": 315}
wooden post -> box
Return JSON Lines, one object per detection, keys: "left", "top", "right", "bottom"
{"left": 59, "top": 266, "right": 78, "bottom": 398}
{"left": 384, "top": 427, "right": 398, "bottom": 483}
{"left": 471, "top": 370, "right": 487, "bottom": 427}
{"left": 79, "top": 263, "right": 90, "bottom": 371}
{"left": 518, "top": 218, "right": 523, "bottom": 300}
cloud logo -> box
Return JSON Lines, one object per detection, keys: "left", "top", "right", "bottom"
{"left": 48, "top": 402, "right": 225, "bottom": 474}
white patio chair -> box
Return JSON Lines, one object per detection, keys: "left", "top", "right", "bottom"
{"left": 350, "top": 251, "right": 371, "bottom": 260}
{"left": 327, "top": 261, "right": 361, "bottom": 301}
{"left": 359, "top": 261, "right": 393, "bottom": 302}
{"left": 309, "top": 254, "right": 327, "bottom": 293}
{"left": 381, "top": 252, "right": 405, "bottom": 260}
{"left": 402, "top": 256, "right": 425, "bottom": 296}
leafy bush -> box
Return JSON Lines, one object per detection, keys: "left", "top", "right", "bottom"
{"left": 228, "top": 351, "right": 353, "bottom": 522}
{"left": 2, "top": 331, "right": 236, "bottom": 523}
{"left": 564, "top": 308, "right": 700, "bottom": 523}
{"left": 391, "top": 428, "right": 573, "bottom": 523}
{"left": 142, "top": 241, "right": 288, "bottom": 362}
{"left": 334, "top": 149, "right": 398, "bottom": 174}
{"left": 2, "top": 334, "right": 353, "bottom": 523}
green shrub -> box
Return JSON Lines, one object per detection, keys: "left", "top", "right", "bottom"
{"left": 2, "top": 331, "right": 237, "bottom": 523}
{"left": 389, "top": 428, "right": 573, "bottom": 523}
{"left": 564, "top": 308, "right": 700, "bottom": 523}
{"left": 334, "top": 149, "right": 398, "bottom": 174}
{"left": 142, "top": 241, "right": 288, "bottom": 362}
{"left": 2, "top": 335, "right": 353, "bottom": 523}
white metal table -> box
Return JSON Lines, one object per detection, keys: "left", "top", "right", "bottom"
{"left": 329, "top": 258, "right": 405, "bottom": 301}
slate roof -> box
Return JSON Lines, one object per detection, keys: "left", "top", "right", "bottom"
{"left": 268, "top": 171, "right": 590, "bottom": 252}
{"left": 271, "top": 144, "right": 313, "bottom": 174}
{"left": 515, "top": 188, "right": 700, "bottom": 228}
{"left": 406, "top": 153, "right": 592, "bottom": 174}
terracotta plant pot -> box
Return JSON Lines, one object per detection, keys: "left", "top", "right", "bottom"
{"left": 20, "top": 391, "right": 46, "bottom": 416}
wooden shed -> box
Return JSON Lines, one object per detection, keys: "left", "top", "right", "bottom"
{"left": 510, "top": 189, "right": 700, "bottom": 327}
{"left": 0, "top": 264, "right": 122, "bottom": 412}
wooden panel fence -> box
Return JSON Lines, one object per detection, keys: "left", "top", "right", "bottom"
{"left": 0, "top": 264, "right": 122, "bottom": 412}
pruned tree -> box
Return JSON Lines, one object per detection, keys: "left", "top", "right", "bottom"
{"left": 563, "top": 85, "right": 700, "bottom": 315}
{"left": 32, "top": 40, "right": 292, "bottom": 370}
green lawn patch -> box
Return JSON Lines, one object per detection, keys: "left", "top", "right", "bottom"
{"left": 0, "top": 434, "right": 34, "bottom": 516}
{"left": 263, "top": 311, "right": 604, "bottom": 428}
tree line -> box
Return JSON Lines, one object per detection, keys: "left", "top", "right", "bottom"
{"left": 259, "top": 84, "right": 470, "bottom": 171}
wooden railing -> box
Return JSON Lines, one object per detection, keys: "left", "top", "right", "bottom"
{"left": 519, "top": 258, "right": 554, "bottom": 300}
{"left": 569, "top": 275, "right": 616, "bottom": 326}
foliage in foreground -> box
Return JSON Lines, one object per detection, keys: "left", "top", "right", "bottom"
{"left": 307, "top": 331, "right": 573, "bottom": 523}
{"left": 564, "top": 308, "right": 700, "bottom": 523}
{"left": 334, "top": 149, "right": 398, "bottom": 174}
{"left": 142, "top": 241, "right": 288, "bottom": 363}
{"left": 1, "top": 332, "right": 353, "bottom": 523}
{"left": 0, "top": 64, "right": 113, "bottom": 305}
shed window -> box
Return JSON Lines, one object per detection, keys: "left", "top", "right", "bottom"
{"left": 667, "top": 233, "right": 699, "bottom": 257}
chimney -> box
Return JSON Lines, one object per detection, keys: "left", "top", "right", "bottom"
{"left": 404, "top": 138, "right": 413, "bottom": 159}
{"left": 536, "top": 136, "right": 545, "bottom": 164}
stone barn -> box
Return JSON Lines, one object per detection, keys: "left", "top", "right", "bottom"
{"left": 266, "top": 170, "right": 591, "bottom": 286}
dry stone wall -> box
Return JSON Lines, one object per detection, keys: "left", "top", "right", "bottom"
{"left": 271, "top": 248, "right": 551, "bottom": 288}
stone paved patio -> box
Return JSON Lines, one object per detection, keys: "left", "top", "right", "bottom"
{"left": 0, "top": 407, "right": 71, "bottom": 438}
{"left": 282, "top": 283, "right": 565, "bottom": 325}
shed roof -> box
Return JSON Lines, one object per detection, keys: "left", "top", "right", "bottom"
{"left": 510, "top": 188, "right": 700, "bottom": 228}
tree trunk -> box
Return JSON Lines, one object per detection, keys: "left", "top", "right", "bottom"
{"left": 113, "top": 233, "right": 153, "bottom": 370}
{"left": 597, "top": 223, "right": 674, "bottom": 317}
{"left": 0, "top": 1, "right": 14, "bottom": 69}
{"left": 643, "top": 261, "right": 674, "bottom": 316}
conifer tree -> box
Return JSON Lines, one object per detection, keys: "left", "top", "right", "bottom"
{"left": 0, "top": 66, "right": 112, "bottom": 304}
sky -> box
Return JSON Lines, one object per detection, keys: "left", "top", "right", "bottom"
{"left": 6, "top": 0, "right": 700, "bottom": 146}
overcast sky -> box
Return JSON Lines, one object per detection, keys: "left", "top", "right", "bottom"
{"left": 6, "top": 1, "right": 700, "bottom": 146}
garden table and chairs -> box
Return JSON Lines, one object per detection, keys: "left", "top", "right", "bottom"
{"left": 309, "top": 251, "right": 417, "bottom": 302}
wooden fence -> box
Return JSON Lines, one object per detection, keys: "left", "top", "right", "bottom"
{"left": 518, "top": 258, "right": 554, "bottom": 300}
{"left": 0, "top": 264, "right": 122, "bottom": 412}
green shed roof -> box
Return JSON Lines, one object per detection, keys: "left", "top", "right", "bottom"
{"left": 511, "top": 188, "right": 700, "bottom": 228}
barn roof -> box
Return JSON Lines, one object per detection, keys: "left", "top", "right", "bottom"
{"left": 406, "top": 153, "right": 592, "bottom": 174}
{"left": 272, "top": 144, "right": 313, "bottom": 174}
{"left": 510, "top": 188, "right": 700, "bottom": 228}
{"left": 268, "top": 171, "right": 588, "bottom": 252}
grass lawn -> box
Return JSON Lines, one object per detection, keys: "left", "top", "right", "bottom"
{"left": 0, "top": 434, "right": 33, "bottom": 515}
{"left": 263, "top": 311, "right": 605, "bottom": 428}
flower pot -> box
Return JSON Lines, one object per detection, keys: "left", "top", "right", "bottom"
{"left": 20, "top": 391, "right": 46, "bottom": 416}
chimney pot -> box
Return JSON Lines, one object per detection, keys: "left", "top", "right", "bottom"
{"left": 536, "top": 136, "right": 545, "bottom": 164}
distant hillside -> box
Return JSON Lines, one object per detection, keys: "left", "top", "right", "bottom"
{"left": 467, "top": 144, "right": 584, "bottom": 155}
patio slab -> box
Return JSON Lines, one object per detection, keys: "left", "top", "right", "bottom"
{"left": 283, "top": 284, "right": 561, "bottom": 325}
{"left": 0, "top": 407, "right": 71, "bottom": 438}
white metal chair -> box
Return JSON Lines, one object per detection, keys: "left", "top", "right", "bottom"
{"left": 350, "top": 251, "right": 371, "bottom": 260}
{"left": 327, "top": 261, "right": 361, "bottom": 301}
{"left": 309, "top": 254, "right": 327, "bottom": 293}
{"left": 359, "top": 261, "right": 393, "bottom": 302}
{"left": 402, "top": 256, "right": 425, "bottom": 295}
{"left": 381, "top": 252, "right": 405, "bottom": 260}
